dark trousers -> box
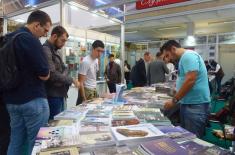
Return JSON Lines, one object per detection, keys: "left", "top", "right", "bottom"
{"left": 107, "top": 82, "right": 116, "bottom": 93}
{"left": 0, "top": 103, "right": 10, "bottom": 155}
{"left": 48, "top": 97, "right": 64, "bottom": 120}
{"left": 216, "top": 77, "right": 223, "bottom": 94}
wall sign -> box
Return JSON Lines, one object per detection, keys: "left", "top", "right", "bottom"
{"left": 136, "top": 0, "right": 189, "bottom": 10}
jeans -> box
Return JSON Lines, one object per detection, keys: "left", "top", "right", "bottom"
{"left": 180, "top": 103, "right": 209, "bottom": 138}
{"left": 107, "top": 82, "right": 116, "bottom": 93}
{"left": 6, "top": 98, "right": 49, "bottom": 155}
{"left": 48, "top": 97, "right": 64, "bottom": 120}
{"left": 0, "top": 103, "right": 10, "bottom": 155}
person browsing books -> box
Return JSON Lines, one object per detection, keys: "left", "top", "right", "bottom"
{"left": 43, "top": 26, "right": 80, "bottom": 120}
{"left": 2, "top": 10, "right": 52, "bottom": 155}
{"left": 78, "top": 40, "right": 105, "bottom": 103}
{"left": 162, "top": 40, "right": 210, "bottom": 138}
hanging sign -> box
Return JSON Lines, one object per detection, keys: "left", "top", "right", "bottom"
{"left": 136, "top": 0, "right": 189, "bottom": 10}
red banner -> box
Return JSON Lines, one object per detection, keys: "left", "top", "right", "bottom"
{"left": 136, "top": 0, "right": 189, "bottom": 10}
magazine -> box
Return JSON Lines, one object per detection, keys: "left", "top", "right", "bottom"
{"left": 39, "top": 146, "right": 79, "bottom": 155}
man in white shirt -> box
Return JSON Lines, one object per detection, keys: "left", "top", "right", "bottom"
{"left": 78, "top": 40, "right": 104, "bottom": 103}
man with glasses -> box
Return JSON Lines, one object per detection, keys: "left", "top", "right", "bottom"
{"left": 43, "top": 26, "right": 80, "bottom": 120}
{"left": 78, "top": 40, "right": 104, "bottom": 104}
{"left": 2, "top": 10, "right": 52, "bottom": 155}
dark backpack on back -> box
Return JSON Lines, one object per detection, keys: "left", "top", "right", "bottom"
{"left": 0, "top": 32, "right": 27, "bottom": 93}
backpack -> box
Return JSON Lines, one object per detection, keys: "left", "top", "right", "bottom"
{"left": 0, "top": 32, "right": 28, "bottom": 93}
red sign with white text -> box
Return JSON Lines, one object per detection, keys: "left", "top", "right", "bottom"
{"left": 136, "top": 0, "right": 189, "bottom": 10}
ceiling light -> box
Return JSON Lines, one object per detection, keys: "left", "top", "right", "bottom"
{"left": 15, "top": 19, "right": 25, "bottom": 23}
{"left": 24, "top": 4, "right": 31, "bottom": 8}
{"left": 157, "top": 26, "right": 181, "bottom": 31}
{"left": 109, "top": 20, "right": 115, "bottom": 24}
{"left": 208, "top": 20, "right": 235, "bottom": 25}
{"left": 68, "top": 1, "right": 89, "bottom": 10}
{"left": 92, "top": 13, "right": 98, "bottom": 17}
{"left": 126, "top": 31, "right": 138, "bottom": 34}
{"left": 185, "top": 35, "right": 196, "bottom": 47}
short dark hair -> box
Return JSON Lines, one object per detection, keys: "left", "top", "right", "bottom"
{"left": 144, "top": 52, "right": 150, "bottom": 56}
{"left": 156, "top": 52, "right": 163, "bottom": 57}
{"left": 51, "top": 26, "right": 69, "bottom": 38}
{"left": 27, "top": 10, "right": 52, "bottom": 26}
{"left": 109, "top": 54, "right": 114, "bottom": 58}
{"left": 92, "top": 40, "right": 104, "bottom": 49}
{"left": 161, "top": 40, "right": 181, "bottom": 52}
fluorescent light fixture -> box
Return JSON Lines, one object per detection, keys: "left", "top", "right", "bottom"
{"left": 185, "top": 35, "right": 196, "bottom": 46}
{"left": 68, "top": 1, "right": 89, "bottom": 10}
{"left": 15, "top": 19, "right": 25, "bottom": 23}
{"left": 109, "top": 20, "right": 115, "bottom": 24}
{"left": 92, "top": 13, "right": 98, "bottom": 17}
{"left": 70, "top": 5, "right": 78, "bottom": 10}
{"left": 208, "top": 20, "right": 235, "bottom": 25}
{"left": 24, "top": 4, "right": 31, "bottom": 7}
{"left": 157, "top": 26, "right": 181, "bottom": 31}
{"left": 96, "top": 0, "right": 106, "bottom": 4}
{"left": 126, "top": 30, "right": 138, "bottom": 34}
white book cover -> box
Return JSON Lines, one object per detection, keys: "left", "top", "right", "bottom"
{"left": 111, "top": 123, "right": 165, "bottom": 145}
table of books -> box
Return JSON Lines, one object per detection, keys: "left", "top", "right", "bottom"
{"left": 32, "top": 85, "right": 234, "bottom": 155}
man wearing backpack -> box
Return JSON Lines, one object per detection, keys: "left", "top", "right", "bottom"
{"left": 1, "top": 10, "right": 52, "bottom": 155}
{"left": 43, "top": 26, "right": 80, "bottom": 120}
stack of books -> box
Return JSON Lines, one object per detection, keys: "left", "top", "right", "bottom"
{"left": 112, "top": 106, "right": 140, "bottom": 127}
{"left": 54, "top": 106, "right": 87, "bottom": 121}
{"left": 134, "top": 108, "right": 171, "bottom": 126}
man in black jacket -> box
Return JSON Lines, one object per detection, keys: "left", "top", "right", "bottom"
{"left": 104, "top": 54, "right": 121, "bottom": 93}
{"left": 131, "top": 52, "right": 151, "bottom": 87}
{"left": 43, "top": 26, "right": 80, "bottom": 119}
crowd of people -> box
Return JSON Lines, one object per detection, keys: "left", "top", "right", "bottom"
{"left": 0, "top": 9, "right": 226, "bottom": 155}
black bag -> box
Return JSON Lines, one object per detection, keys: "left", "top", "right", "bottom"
{"left": 0, "top": 32, "right": 27, "bottom": 93}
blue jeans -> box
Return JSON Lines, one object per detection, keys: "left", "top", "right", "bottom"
{"left": 48, "top": 97, "right": 64, "bottom": 120}
{"left": 6, "top": 98, "right": 49, "bottom": 155}
{"left": 180, "top": 103, "right": 209, "bottom": 138}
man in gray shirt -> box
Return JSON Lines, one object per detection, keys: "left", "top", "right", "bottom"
{"left": 148, "top": 52, "right": 169, "bottom": 85}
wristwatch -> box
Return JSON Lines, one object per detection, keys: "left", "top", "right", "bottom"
{"left": 172, "top": 97, "right": 179, "bottom": 104}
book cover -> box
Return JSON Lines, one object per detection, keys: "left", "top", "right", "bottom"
{"left": 92, "top": 146, "right": 135, "bottom": 155}
{"left": 85, "top": 109, "right": 110, "bottom": 118}
{"left": 198, "top": 145, "right": 233, "bottom": 155}
{"left": 36, "top": 126, "right": 79, "bottom": 150}
{"left": 140, "top": 138, "right": 188, "bottom": 155}
{"left": 54, "top": 110, "right": 83, "bottom": 121}
{"left": 112, "top": 118, "right": 140, "bottom": 127}
{"left": 181, "top": 141, "right": 208, "bottom": 155}
{"left": 79, "top": 124, "right": 110, "bottom": 134}
{"left": 81, "top": 117, "right": 110, "bottom": 126}
{"left": 158, "top": 126, "right": 196, "bottom": 142}
{"left": 79, "top": 132, "right": 115, "bottom": 147}
{"left": 111, "top": 124, "right": 165, "bottom": 145}
{"left": 39, "top": 146, "right": 79, "bottom": 155}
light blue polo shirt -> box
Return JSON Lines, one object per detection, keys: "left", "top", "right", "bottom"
{"left": 176, "top": 50, "right": 211, "bottom": 104}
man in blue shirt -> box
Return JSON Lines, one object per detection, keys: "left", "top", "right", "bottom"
{"left": 2, "top": 10, "right": 52, "bottom": 155}
{"left": 162, "top": 40, "right": 210, "bottom": 138}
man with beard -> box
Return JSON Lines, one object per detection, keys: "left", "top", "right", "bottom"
{"left": 43, "top": 26, "right": 80, "bottom": 119}
{"left": 162, "top": 40, "right": 210, "bottom": 138}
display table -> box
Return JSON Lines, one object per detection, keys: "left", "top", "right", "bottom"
{"left": 33, "top": 86, "right": 233, "bottom": 155}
